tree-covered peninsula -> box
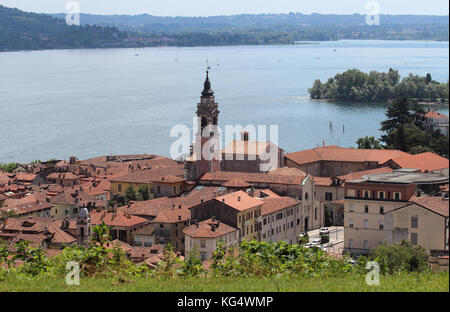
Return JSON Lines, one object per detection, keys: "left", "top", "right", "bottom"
{"left": 308, "top": 69, "right": 449, "bottom": 103}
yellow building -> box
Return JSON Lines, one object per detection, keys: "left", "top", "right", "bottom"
{"left": 384, "top": 196, "right": 449, "bottom": 251}
{"left": 189, "top": 190, "right": 263, "bottom": 242}
{"left": 110, "top": 170, "right": 186, "bottom": 199}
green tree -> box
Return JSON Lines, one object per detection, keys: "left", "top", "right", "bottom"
{"left": 356, "top": 136, "right": 383, "bottom": 149}
{"left": 137, "top": 185, "right": 150, "bottom": 201}
{"left": 370, "top": 240, "right": 428, "bottom": 275}
{"left": 124, "top": 185, "right": 137, "bottom": 203}
{"left": 92, "top": 221, "right": 111, "bottom": 245}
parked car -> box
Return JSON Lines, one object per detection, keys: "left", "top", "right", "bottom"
{"left": 319, "top": 227, "right": 330, "bottom": 235}
{"left": 310, "top": 237, "right": 322, "bottom": 246}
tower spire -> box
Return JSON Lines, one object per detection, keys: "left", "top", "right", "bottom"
{"left": 202, "top": 69, "right": 214, "bottom": 97}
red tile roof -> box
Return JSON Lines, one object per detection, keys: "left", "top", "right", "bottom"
{"left": 408, "top": 196, "right": 449, "bottom": 217}
{"left": 90, "top": 210, "right": 147, "bottom": 228}
{"left": 152, "top": 207, "right": 190, "bottom": 224}
{"left": 285, "top": 146, "right": 409, "bottom": 165}
{"left": 214, "top": 191, "right": 263, "bottom": 211}
{"left": 261, "top": 196, "right": 299, "bottom": 215}
{"left": 221, "top": 140, "right": 272, "bottom": 156}
{"left": 183, "top": 218, "right": 237, "bottom": 238}
{"left": 201, "top": 171, "right": 305, "bottom": 185}
{"left": 385, "top": 152, "right": 449, "bottom": 172}
{"left": 15, "top": 173, "right": 37, "bottom": 182}
{"left": 222, "top": 178, "right": 251, "bottom": 188}
{"left": 125, "top": 187, "right": 226, "bottom": 218}
{"left": 425, "top": 111, "right": 449, "bottom": 119}
{"left": 110, "top": 166, "right": 185, "bottom": 184}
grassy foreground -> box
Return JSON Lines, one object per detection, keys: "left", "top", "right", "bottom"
{"left": 1, "top": 272, "right": 448, "bottom": 292}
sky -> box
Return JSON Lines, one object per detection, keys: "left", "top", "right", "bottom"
{"left": 1, "top": 0, "right": 449, "bottom": 16}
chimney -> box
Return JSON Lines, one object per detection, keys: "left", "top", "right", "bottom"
{"left": 241, "top": 131, "right": 249, "bottom": 142}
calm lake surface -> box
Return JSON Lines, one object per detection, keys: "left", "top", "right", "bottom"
{"left": 0, "top": 40, "right": 448, "bottom": 163}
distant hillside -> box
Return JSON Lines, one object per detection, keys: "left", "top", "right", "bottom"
{"left": 1, "top": 5, "right": 448, "bottom": 52}
{"left": 0, "top": 5, "right": 128, "bottom": 51}
{"left": 47, "top": 12, "right": 449, "bottom": 40}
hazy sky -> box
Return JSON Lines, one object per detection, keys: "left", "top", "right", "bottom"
{"left": 1, "top": 0, "right": 449, "bottom": 16}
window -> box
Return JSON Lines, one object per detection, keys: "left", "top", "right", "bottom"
{"left": 364, "top": 191, "right": 369, "bottom": 199}
{"left": 379, "top": 206, "right": 384, "bottom": 214}
{"left": 349, "top": 203, "right": 354, "bottom": 212}
{"left": 118, "top": 184, "right": 122, "bottom": 192}
{"left": 263, "top": 218, "right": 267, "bottom": 225}
{"left": 379, "top": 220, "right": 384, "bottom": 230}
{"left": 411, "top": 233, "right": 418, "bottom": 245}
{"left": 200, "top": 240, "right": 206, "bottom": 248}
{"left": 173, "top": 186, "right": 176, "bottom": 194}
{"left": 379, "top": 192, "right": 385, "bottom": 199}
{"left": 349, "top": 239, "right": 353, "bottom": 248}
{"left": 157, "top": 186, "right": 161, "bottom": 193}
{"left": 364, "top": 205, "right": 369, "bottom": 213}
{"left": 349, "top": 218, "right": 354, "bottom": 228}
{"left": 200, "top": 252, "right": 207, "bottom": 261}
{"left": 394, "top": 192, "right": 401, "bottom": 200}
{"left": 364, "top": 240, "right": 369, "bottom": 249}
{"left": 364, "top": 219, "right": 368, "bottom": 229}
{"left": 411, "top": 216, "right": 418, "bottom": 229}
{"left": 325, "top": 192, "right": 333, "bottom": 201}
{"left": 304, "top": 193, "right": 309, "bottom": 201}
{"left": 239, "top": 215, "right": 241, "bottom": 223}
{"left": 314, "top": 208, "right": 317, "bottom": 220}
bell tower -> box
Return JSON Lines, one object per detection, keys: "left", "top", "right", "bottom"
{"left": 193, "top": 69, "right": 221, "bottom": 179}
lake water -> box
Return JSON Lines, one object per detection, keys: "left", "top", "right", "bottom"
{"left": 0, "top": 40, "right": 448, "bottom": 163}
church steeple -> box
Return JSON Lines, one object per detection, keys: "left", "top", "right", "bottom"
{"left": 202, "top": 70, "right": 214, "bottom": 97}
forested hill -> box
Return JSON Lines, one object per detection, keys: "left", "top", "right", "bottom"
{"left": 1, "top": 5, "right": 449, "bottom": 52}
{"left": 48, "top": 12, "right": 449, "bottom": 33}
{"left": 0, "top": 5, "right": 128, "bottom": 51}
{"left": 47, "top": 12, "right": 449, "bottom": 41}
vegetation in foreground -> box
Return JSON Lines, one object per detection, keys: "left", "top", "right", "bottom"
{"left": 0, "top": 271, "right": 448, "bottom": 292}
{"left": 1, "top": 225, "right": 447, "bottom": 292}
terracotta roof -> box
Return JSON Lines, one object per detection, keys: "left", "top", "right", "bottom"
{"left": 110, "top": 165, "right": 185, "bottom": 184}
{"left": 201, "top": 171, "right": 305, "bottom": 185}
{"left": 408, "top": 196, "right": 449, "bottom": 217}
{"left": 252, "top": 189, "right": 281, "bottom": 199}
{"left": 47, "top": 172, "right": 80, "bottom": 180}
{"left": 90, "top": 210, "right": 147, "bottom": 228}
{"left": 47, "top": 224, "right": 77, "bottom": 244}
{"left": 425, "top": 111, "right": 449, "bottom": 119}
{"left": 222, "top": 140, "right": 272, "bottom": 156}
{"left": 268, "top": 167, "right": 307, "bottom": 176}
{"left": 183, "top": 218, "right": 237, "bottom": 238}
{"left": 15, "top": 173, "right": 37, "bottom": 182}
{"left": 222, "top": 178, "right": 251, "bottom": 188}
{"left": 1, "top": 201, "right": 53, "bottom": 216}
{"left": 385, "top": 152, "right": 449, "bottom": 172}
{"left": 133, "top": 223, "right": 154, "bottom": 236}
{"left": 285, "top": 146, "right": 409, "bottom": 165}
{"left": 152, "top": 207, "right": 190, "bottom": 223}
{"left": 215, "top": 191, "right": 263, "bottom": 211}
{"left": 312, "top": 176, "right": 334, "bottom": 186}
{"left": 125, "top": 186, "right": 226, "bottom": 218}
{"left": 261, "top": 196, "right": 299, "bottom": 215}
